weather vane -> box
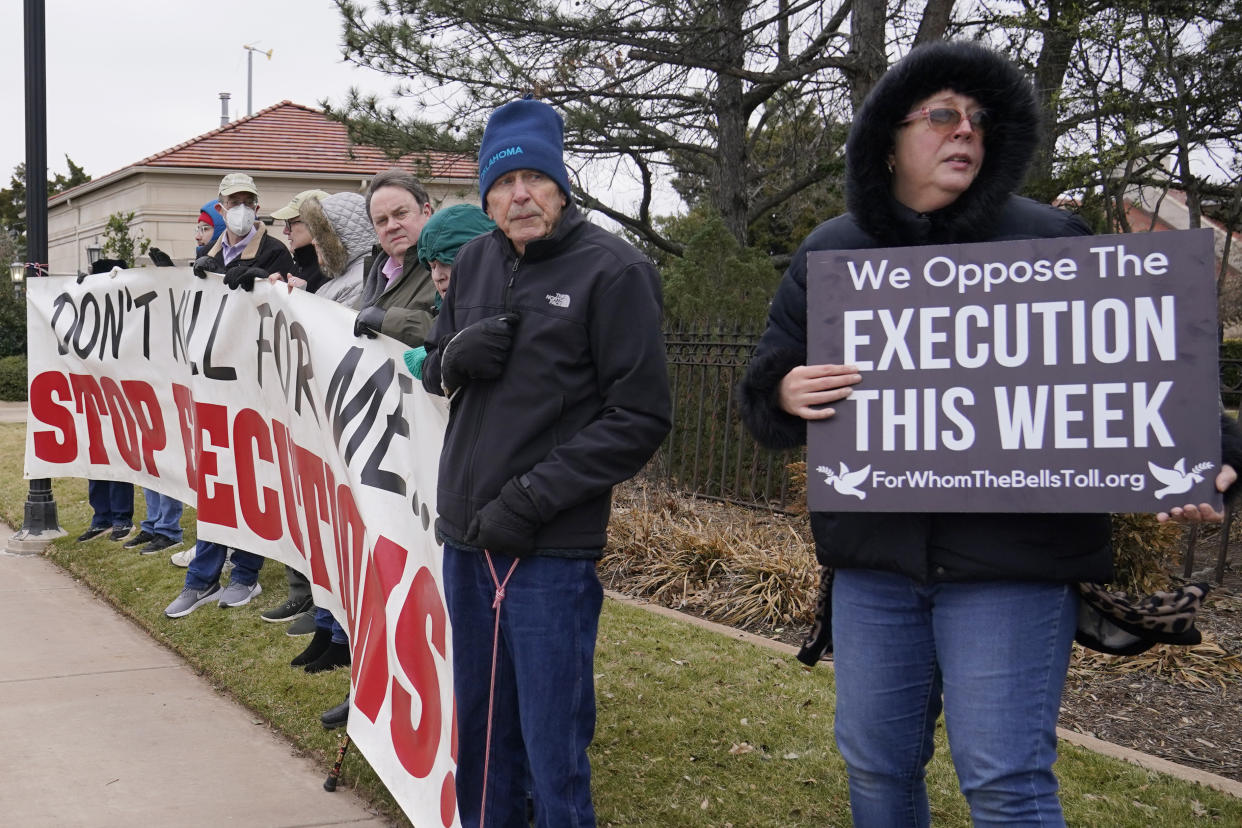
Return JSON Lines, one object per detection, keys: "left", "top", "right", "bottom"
{"left": 243, "top": 43, "right": 273, "bottom": 116}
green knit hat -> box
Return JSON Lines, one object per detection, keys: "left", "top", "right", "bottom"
{"left": 416, "top": 203, "right": 497, "bottom": 267}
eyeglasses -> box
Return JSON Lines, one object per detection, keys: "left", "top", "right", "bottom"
{"left": 900, "top": 107, "right": 989, "bottom": 135}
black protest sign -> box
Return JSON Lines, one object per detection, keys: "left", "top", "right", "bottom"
{"left": 806, "top": 229, "right": 1220, "bottom": 513}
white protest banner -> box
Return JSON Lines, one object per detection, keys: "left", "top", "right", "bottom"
{"left": 24, "top": 267, "right": 460, "bottom": 827}
{"left": 807, "top": 229, "right": 1221, "bottom": 513}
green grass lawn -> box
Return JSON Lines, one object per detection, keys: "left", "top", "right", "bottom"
{"left": 2, "top": 421, "right": 1240, "bottom": 826}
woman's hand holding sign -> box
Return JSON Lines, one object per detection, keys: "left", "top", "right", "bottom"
{"left": 779, "top": 364, "right": 862, "bottom": 420}
{"left": 1157, "top": 464, "right": 1237, "bottom": 524}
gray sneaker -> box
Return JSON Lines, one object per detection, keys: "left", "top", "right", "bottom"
{"left": 217, "top": 581, "right": 262, "bottom": 608}
{"left": 164, "top": 584, "right": 221, "bottom": 618}
{"left": 286, "top": 612, "right": 318, "bottom": 637}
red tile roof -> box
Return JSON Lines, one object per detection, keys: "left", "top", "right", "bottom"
{"left": 138, "top": 101, "right": 477, "bottom": 179}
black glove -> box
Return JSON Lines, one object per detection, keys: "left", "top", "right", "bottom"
{"left": 466, "top": 477, "right": 542, "bottom": 557}
{"left": 354, "top": 306, "right": 385, "bottom": 338}
{"left": 192, "top": 256, "right": 215, "bottom": 278}
{"left": 224, "top": 265, "right": 266, "bottom": 291}
{"left": 441, "top": 314, "right": 519, "bottom": 390}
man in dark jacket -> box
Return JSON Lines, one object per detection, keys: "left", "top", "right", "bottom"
{"left": 421, "top": 98, "right": 671, "bottom": 827}
{"left": 353, "top": 169, "right": 439, "bottom": 346}
{"left": 167, "top": 172, "right": 294, "bottom": 618}
{"left": 192, "top": 172, "right": 295, "bottom": 291}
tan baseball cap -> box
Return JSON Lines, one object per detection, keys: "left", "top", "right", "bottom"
{"left": 218, "top": 172, "right": 259, "bottom": 198}
{"left": 271, "top": 189, "right": 331, "bottom": 220}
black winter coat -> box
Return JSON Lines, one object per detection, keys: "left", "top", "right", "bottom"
{"left": 741, "top": 40, "right": 1242, "bottom": 584}
{"left": 739, "top": 41, "right": 1124, "bottom": 584}
{"left": 741, "top": 197, "right": 1120, "bottom": 583}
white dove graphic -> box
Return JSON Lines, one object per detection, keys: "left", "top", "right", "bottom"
{"left": 816, "top": 462, "right": 872, "bottom": 500}
{"left": 1147, "top": 458, "right": 1214, "bottom": 500}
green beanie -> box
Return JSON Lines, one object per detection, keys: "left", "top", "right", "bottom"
{"left": 417, "top": 203, "right": 497, "bottom": 268}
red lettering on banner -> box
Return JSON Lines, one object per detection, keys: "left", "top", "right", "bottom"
{"left": 195, "top": 401, "right": 236, "bottom": 527}
{"left": 171, "top": 383, "right": 199, "bottom": 485}
{"left": 68, "top": 374, "right": 108, "bottom": 464}
{"left": 333, "top": 484, "right": 365, "bottom": 620}
{"left": 234, "top": 408, "right": 281, "bottom": 541}
{"left": 100, "top": 377, "right": 141, "bottom": 471}
{"left": 352, "top": 535, "right": 408, "bottom": 723}
{"left": 121, "top": 380, "right": 166, "bottom": 475}
{"left": 389, "top": 565, "right": 448, "bottom": 779}
{"left": 271, "top": 419, "right": 306, "bottom": 558}
{"left": 29, "top": 371, "right": 77, "bottom": 463}
{"left": 295, "top": 445, "right": 333, "bottom": 590}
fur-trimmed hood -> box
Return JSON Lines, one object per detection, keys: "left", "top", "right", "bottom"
{"left": 845, "top": 41, "right": 1040, "bottom": 245}
{"left": 300, "top": 192, "right": 377, "bottom": 278}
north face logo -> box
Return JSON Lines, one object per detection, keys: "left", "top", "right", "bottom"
{"left": 546, "top": 292, "right": 571, "bottom": 308}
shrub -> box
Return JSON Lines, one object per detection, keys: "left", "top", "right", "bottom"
{"left": 1109, "top": 512, "right": 1186, "bottom": 593}
{"left": 0, "top": 355, "right": 26, "bottom": 400}
{"left": 0, "top": 286, "right": 25, "bottom": 357}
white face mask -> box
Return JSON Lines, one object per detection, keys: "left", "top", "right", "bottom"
{"left": 225, "top": 204, "right": 256, "bottom": 236}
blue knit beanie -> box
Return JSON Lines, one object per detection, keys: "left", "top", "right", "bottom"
{"left": 477, "top": 98, "right": 572, "bottom": 206}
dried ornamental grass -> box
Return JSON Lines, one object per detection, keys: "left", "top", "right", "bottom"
{"left": 604, "top": 483, "right": 818, "bottom": 630}
{"left": 1072, "top": 636, "right": 1242, "bottom": 691}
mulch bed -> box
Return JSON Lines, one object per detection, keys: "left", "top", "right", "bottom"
{"left": 604, "top": 483, "right": 1242, "bottom": 785}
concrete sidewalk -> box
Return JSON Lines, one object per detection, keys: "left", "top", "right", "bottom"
{"left": 0, "top": 541, "right": 388, "bottom": 827}
{"left": 0, "top": 399, "right": 26, "bottom": 423}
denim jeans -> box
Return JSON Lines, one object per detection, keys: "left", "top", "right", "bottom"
{"left": 185, "top": 540, "right": 264, "bottom": 590}
{"left": 313, "top": 606, "right": 348, "bottom": 644}
{"left": 443, "top": 541, "right": 603, "bottom": 828}
{"left": 87, "top": 480, "right": 133, "bottom": 529}
{"left": 139, "top": 488, "right": 183, "bottom": 541}
{"left": 831, "top": 569, "right": 1076, "bottom": 828}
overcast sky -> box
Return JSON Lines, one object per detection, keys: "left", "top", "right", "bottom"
{"left": 0, "top": 0, "right": 395, "bottom": 185}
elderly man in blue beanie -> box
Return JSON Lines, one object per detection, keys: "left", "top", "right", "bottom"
{"left": 421, "top": 98, "right": 672, "bottom": 827}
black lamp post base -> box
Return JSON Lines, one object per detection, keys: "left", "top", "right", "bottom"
{"left": 5, "top": 480, "right": 65, "bottom": 555}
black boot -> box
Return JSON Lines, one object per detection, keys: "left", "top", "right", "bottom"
{"left": 304, "top": 640, "right": 351, "bottom": 674}
{"left": 321, "top": 694, "right": 350, "bottom": 729}
{"left": 291, "top": 628, "right": 331, "bottom": 667}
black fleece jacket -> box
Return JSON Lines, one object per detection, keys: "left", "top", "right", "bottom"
{"left": 422, "top": 203, "right": 671, "bottom": 555}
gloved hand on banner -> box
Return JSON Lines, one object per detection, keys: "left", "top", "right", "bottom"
{"left": 192, "top": 256, "right": 215, "bottom": 279}
{"left": 440, "top": 313, "right": 519, "bottom": 391}
{"left": 354, "top": 306, "right": 385, "bottom": 338}
{"left": 224, "top": 265, "right": 267, "bottom": 291}
{"left": 465, "top": 476, "right": 542, "bottom": 557}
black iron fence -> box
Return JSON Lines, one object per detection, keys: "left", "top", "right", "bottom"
{"left": 652, "top": 323, "right": 800, "bottom": 510}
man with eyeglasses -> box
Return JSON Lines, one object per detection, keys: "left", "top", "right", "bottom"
{"left": 191, "top": 172, "right": 296, "bottom": 292}
{"left": 167, "top": 173, "right": 296, "bottom": 618}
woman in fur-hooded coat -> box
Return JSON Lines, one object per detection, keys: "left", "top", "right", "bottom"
{"left": 738, "top": 41, "right": 1241, "bottom": 826}
{"left": 299, "top": 192, "right": 376, "bottom": 311}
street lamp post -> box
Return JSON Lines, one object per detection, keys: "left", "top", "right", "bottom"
{"left": 7, "top": 0, "right": 64, "bottom": 555}
{"left": 8, "top": 260, "right": 23, "bottom": 301}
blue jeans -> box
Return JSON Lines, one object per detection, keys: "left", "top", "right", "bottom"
{"left": 139, "top": 488, "right": 183, "bottom": 541}
{"left": 313, "top": 607, "right": 348, "bottom": 644}
{"left": 831, "top": 569, "right": 1076, "bottom": 828}
{"left": 185, "top": 540, "right": 264, "bottom": 589}
{"left": 443, "top": 542, "right": 602, "bottom": 828}
{"left": 87, "top": 480, "right": 133, "bottom": 529}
